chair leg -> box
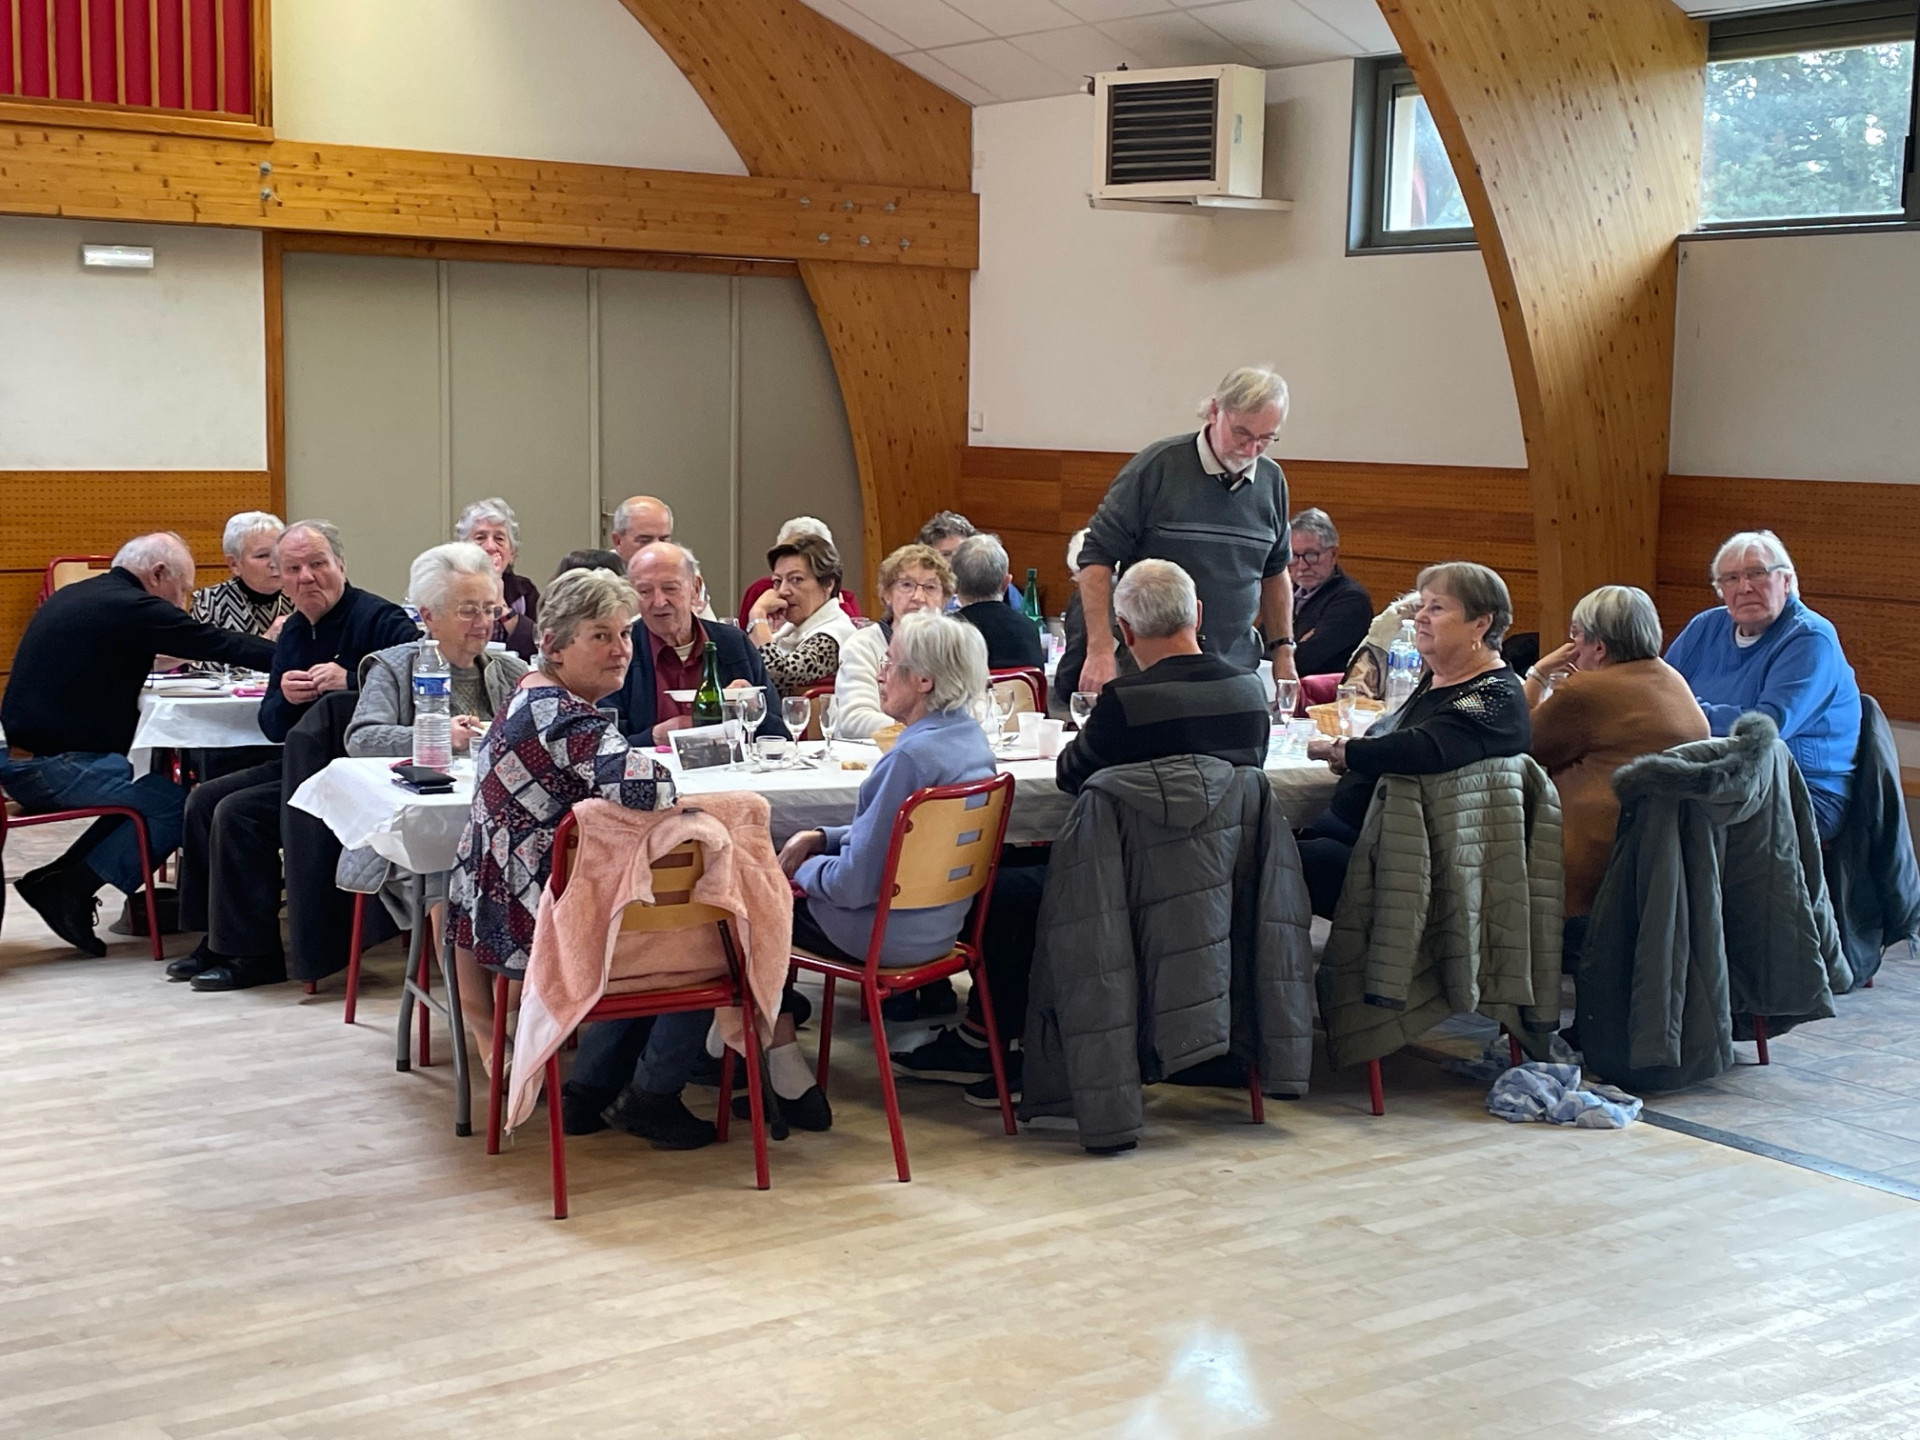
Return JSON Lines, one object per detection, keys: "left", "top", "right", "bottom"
{"left": 343, "top": 893, "right": 367, "bottom": 1025}
{"left": 741, "top": 991, "right": 770, "bottom": 1191}
{"left": 865, "top": 980, "right": 912, "bottom": 1182}
{"left": 1753, "top": 1015, "right": 1770, "bottom": 1066}
{"left": 415, "top": 912, "right": 433, "bottom": 1069}
{"left": 1248, "top": 1064, "right": 1265, "bottom": 1125}
{"left": 968, "top": 959, "right": 1018, "bottom": 1137}
{"left": 1367, "top": 1059, "right": 1384, "bottom": 1116}
{"left": 1865, "top": 976, "right": 1875, "bottom": 989}
{"left": 303, "top": 981, "right": 317, "bottom": 995}
{"left": 131, "top": 815, "right": 162, "bottom": 963}
{"left": 547, "top": 1052, "right": 569, "bottom": 1220}
{"left": 486, "top": 973, "right": 510, "bottom": 1155}
{"left": 715, "top": 1046, "right": 735, "bottom": 1144}
{"left": 1506, "top": 1028, "right": 1523, "bottom": 1068}
{"left": 815, "top": 975, "right": 837, "bottom": 1091}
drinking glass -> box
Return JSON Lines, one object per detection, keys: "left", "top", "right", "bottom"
{"left": 1273, "top": 678, "right": 1300, "bottom": 723}
{"left": 735, "top": 686, "right": 767, "bottom": 759}
{"left": 720, "top": 694, "right": 745, "bottom": 768}
{"left": 1336, "top": 683, "right": 1363, "bottom": 737}
{"left": 819, "top": 694, "right": 839, "bottom": 762}
{"left": 782, "top": 695, "right": 812, "bottom": 768}
{"left": 1070, "top": 691, "right": 1098, "bottom": 731}
{"left": 986, "top": 686, "right": 1013, "bottom": 751}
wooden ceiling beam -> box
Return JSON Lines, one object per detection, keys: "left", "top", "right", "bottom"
{"left": 1378, "top": 0, "right": 1706, "bottom": 634}
{"left": 0, "top": 123, "right": 977, "bottom": 269}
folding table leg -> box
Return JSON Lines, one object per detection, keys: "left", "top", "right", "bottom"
{"left": 438, "top": 902, "right": 471, "bottom": 1137}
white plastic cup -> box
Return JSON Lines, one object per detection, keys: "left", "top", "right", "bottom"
{"left": 1017, "top": 711, "right": 1045, "bottom": 746}
{"left": 1038, "top": 717, "right": 1067, "bottom": 758}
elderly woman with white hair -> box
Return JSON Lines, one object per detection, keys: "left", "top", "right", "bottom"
{"left": 191, "top": 510, "right": 294, "bottom": 640}
{"left": 1666, "top": 529, "right": 1861, "bottom": 841}
{"left": 347, "top": 542, "right": 528, "bottom": 758}
{"left": 454, "top": 497, "right": 539, "bottom": 660}
{"left": 1525, "top": 585, "right": 1707, "bottom": 925}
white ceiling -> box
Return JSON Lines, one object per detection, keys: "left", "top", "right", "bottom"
{"left": 797, "top": 0, "right": 1813, "bottom": 105}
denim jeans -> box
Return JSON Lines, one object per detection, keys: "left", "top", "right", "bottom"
{"left": 0, "top": 752, "right": 184, "bottom": 894}
{"left": 571, "top": 1010, "right": 713, "bottom": 1096}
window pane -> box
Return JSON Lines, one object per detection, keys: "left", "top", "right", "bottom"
{"left": 1384, "top": 86, "right": 1471, "bottom": 232}
{"left": 1702, "top": 40, "right": 1916, "bottom": 223}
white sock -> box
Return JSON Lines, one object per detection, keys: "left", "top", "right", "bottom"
{"left": 768, "top": 1042, "right": 816, "bottom": 1100}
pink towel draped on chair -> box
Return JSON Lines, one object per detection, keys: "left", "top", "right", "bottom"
{"left": 505, "top": 794, "right": 793, "bottom": 1131}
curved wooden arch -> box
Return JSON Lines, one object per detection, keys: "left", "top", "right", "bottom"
{"left": 1378, "top": 0, "right": 1706, "bottom": 633}
{"left": 617, "top": 0, "right": 975, "bottom": 575}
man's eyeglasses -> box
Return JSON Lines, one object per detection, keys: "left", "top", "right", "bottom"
{"left": 1713, "top": 564, "right": 1786, "bottom": 593}
{"left": 1290, "top": 549, "right": 1329, "bottom": 566}
{"left": 452, "top": 603, "right": 506, "bottom": 623}
{"left": 1228, "top": 424, "right": 1281, "bottom": 449}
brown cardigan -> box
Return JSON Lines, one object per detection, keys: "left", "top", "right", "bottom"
{"left": 1530, "top": 658, "right": 1709, "bottom": 916}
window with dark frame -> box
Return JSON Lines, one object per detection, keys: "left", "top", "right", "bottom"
{"left": 1348, "top": 57, "right": 1475, "bottom": 253}
{"left": 1700, "top": 0, "right": 1920, "bottom": 229}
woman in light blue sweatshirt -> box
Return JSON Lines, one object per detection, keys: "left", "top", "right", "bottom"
{"left": 780, "top": 612, "right": 996, "bottom": 965}
{"left": 1665, "top": 530, "right": 1860, "bottom": 839}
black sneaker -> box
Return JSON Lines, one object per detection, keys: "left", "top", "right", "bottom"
{"left": 560, "top": 1081, "right": 619, "bottom": 1135}
{"left": 964, "top": 1052, "right": 1022, "bottom": 1108}
{"left": 890, "top": 1026, "right": 993, "bottom": 1084}
{"left": 1085, "top": 1140, "right": 1137, "bottom": 1157}
{"left": 15, "top": 867, "right": 106, "bottom": 958}
{"left": 732, "top": 1083, "right": 834, "bottom": 1134}
{"left": 880, "top": 979, "right": 958, "bottom": 1023}
{"left": 603, "top": 1088, "right": 717, "bottom": 1150}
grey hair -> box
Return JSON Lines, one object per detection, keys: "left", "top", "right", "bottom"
{"left": 892, "top": 610, "right": 989, "bottom": 716}
{"left": 409, "top": 542, "right": 498, "bottom": 615}
{"left": 539, "top": 567, "right": 640, "bottom": 660}
{"left": 1113, "top": 558, "right": 1199, "bottom": 639}
{"left": 612, "top": 495, "right": 674, "bottom": 538}
{"left": 916, "top": 510, "right": 977, "bottom": 547}
{"left": 1197, "top": 364, "right": 1291, "bottom": 424}
{"left": 1711, "top": 529, "right": 1797, "bottom": 592}
{"left": 1065, "top": 528, "right": 1089, "bottom": 575}
{"left": 1570, "top": 584, "right": 1663, "bottom": 664}
{"left": 775, "top": 515, "right": 833, "bottom": 547}
{"left": 1288, "top": 507, "right": 1339, "bottom": 549}
{"left": 454, "top": 497, "right": 520, "bottom": 550}
{"left": 950, "top": 533, "right": 1009, "bottom": 604}
{"left": 279, "top": 520, "right": 345, "bottom": 563}
{"left": 221, "top": 511, "right": 284, "bottom": 559}
{"left": 113, "top": 531, "right": 192, "bottom": 577}
{"left": 1416, "top": 561, "right": 1513, "bottom": 648}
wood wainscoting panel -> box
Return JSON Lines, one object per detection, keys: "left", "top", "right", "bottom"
{"left": 0, "top": 469, "right": 271, "bottom": 673}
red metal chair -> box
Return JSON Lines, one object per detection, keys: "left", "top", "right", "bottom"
{"left": 788, "top": 772, "right": 1018, "bottom": 1182}
{"left": 1363, "top": 1028, "right": 1524, "bottom": 1116}
{"left": 38, "top": 556, "right": 115, "bottom": 604}
{"left": 340, "top": 890, "right": 434, "bottom": 1064}
{"left": 486, "top": 816, "right": 771, "bottom": 1218}
{"left": 0, "top": 795, "right": 163, "bottom": 961}
{"left": 799, "top": 682, "right": 835, "bottom": 741}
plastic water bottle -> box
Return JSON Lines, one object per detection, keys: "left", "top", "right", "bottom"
{"left": 412, "top": 638, "right": 453, "bottom": 769}
{"left": 1386, "top": 619, "right": 1421, "bottom": 712}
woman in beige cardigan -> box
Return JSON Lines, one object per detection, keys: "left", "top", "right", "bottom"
{"left": 1526, "top": 586, "right": 1709, "bottom": 948}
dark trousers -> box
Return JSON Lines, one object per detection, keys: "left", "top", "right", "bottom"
{"left": 178, "top": 758, "right": 286, "bottom": 961}
{"left": 1296, "top": 811, "right": 1361, "bottom": 920}
{"left": 0, "top": 752, "right": 184, "bottom": 894}
{"left": 963, "top": 862, "right": 1047, "bottom": 1046}
{"left": 791, "top": 895, "right": 862, "bottom": 965}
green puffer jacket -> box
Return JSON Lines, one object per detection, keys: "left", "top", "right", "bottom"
{"left": 1317, "top": 755, "right": 1564, "bottom": 1069}
{"left": 1577, "top": 712, "right": 1847, "bottom": 1092}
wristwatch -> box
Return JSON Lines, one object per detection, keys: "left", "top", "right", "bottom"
{"left": 1265, "top": 637, "right": 1295, "bottom": 654}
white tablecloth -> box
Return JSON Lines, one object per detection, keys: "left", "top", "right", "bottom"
{"left": 129, "top": 689, "right": 276, "bottom": 776}
{"left": 668, "top": 738, "right": 1335, "bottom": 846}
{"left": 289, "top": 757, "right": 476, "bottom": 875}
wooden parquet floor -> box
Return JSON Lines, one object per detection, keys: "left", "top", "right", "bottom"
{"left": 3, "top": 853, "right": 1919, "bottom": 1438}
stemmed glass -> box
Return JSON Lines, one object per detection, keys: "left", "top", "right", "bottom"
{"left": 1069, "top": 691, "right": 1097, "bottom": 732}
{"left": 985, "top": 685, "right": 1014, "bottom": 752}
{"left": 734, "top": 687, "right": 767, "bottom": 767}
{"left": 721, "top": 694, "right": 746, "bottom": 769}
{"left": 782, "top": 695, "right": 812, "bottom": 768}
{"left": 819, "top": 694, "right": 839, "bottom": 763}
{"left": 1336, "top": 683, "right": 1363, "bottom": 737}
{"left": 1273, "top": 678, "right": 1300, "bottom": 723}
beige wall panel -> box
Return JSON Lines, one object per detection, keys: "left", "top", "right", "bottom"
{"left": 596, "top": 269, "right": 736, "bottom": 600}
{"left": 446, "top": 263, "right": 593, "bottom": 587}
{"left": 282, "top": 252, "right": 442, "bottom": 604}
{"left": 736, "top": 276, "right": 864, "bottom": 603}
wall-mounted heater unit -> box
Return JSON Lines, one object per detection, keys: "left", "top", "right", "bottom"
{"left": 1090, "top": 64, "right": 1290, "bottom": 213}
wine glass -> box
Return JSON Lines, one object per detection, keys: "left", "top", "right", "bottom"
{"left": 1273, "top": 678, "right": 1300, "bottom": 724}
{"left": 819, "top": 693, "right": 839, "bottom": 762}
{"left": 734, "top": 686, "right": 767, "bottom": 762}
{"left": 1336, "top": 683, "right": 1363, "bottom": 737}
{"left": 720, "top": 694, "right": 745, "bottom": 769}
{"left": 782, "top": 695, "right": 812, "bottom": 768}
{"left": 1070, "top": 691, "right": 1097, "bottom": 732}
{"left": 985, "top": 685, "right": 1014, "bottom": 751}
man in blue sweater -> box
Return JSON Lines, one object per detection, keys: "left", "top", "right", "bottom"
{"left": 1666, "top": 529, "right": 1860, "bottom": 840}
{"left": 172, "top": 522, "right": 416, "bottom": 991}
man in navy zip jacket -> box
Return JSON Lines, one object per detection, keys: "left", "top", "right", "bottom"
{"left": 615, "top": 543, "right": 783, "bottom": 749}
{"left": 172, "top": 521, "right": 416, "bottom": 992}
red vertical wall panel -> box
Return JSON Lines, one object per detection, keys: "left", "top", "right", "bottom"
{"left": 219, "top": 0, "right": 245, "bottom": 113}
{"left": 0, "top": 7, "right": 14, "bottom": 97}
{"left": 53, "top": 0, "right": 82, "bottom": 99}
{"left": 153, "top": 0, "right": 179, "bottom": 108}
{"left": 18, "top": 1, "right": 50, "bottom": 97}
{"left": 86, "top": 0, "right": 116, "bottom": 102}
{"left": 185, "top": 0, "right": 209, "bottom": 109}
{"left": 1, "top": 0, "right": 253, "bottom": 116}
{"left": 122, "top": 0, "right": 150, "bottom": 105}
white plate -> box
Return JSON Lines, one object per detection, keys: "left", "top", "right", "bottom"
{"left": 667, "top": 689, "right": 696, "bottom": 703}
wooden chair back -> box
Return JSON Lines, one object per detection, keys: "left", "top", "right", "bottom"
{"left": 799, "top": 682, "right": 834, "bottom": 742}
{"left": 882, "top": 773, "right": 1014, "bottom": 912}
{"left": 551, "top": 819, "right": 729, "bottom": 932}
{"left": 40, "top": 555, "right": 114, "bottom": 603}
{"left": 989, "top": 668, "right": 1045, "bottom": 720}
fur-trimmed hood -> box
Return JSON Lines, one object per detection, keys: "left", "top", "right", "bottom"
{"left": 1612, "top": 711, "right": 1778, "bottom": 821}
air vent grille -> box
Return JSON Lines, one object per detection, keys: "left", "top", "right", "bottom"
{"left": 1106, "top": 78, "right": 1218, "bottom": 186}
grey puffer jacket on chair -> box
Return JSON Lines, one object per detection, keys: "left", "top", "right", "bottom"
{"left": 1019, "top": 755, "right": 1315, "bottom": 1151}
{"left": 1578, "top": 712, "right": 1847, "bottom": 1092}
{"left": 1316, "top": 755, "right": 1564, "bottom": 1069}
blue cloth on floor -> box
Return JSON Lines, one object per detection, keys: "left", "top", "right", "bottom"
{"left": 1486, "top": 1063, "right": 1642, "bottom": 1129}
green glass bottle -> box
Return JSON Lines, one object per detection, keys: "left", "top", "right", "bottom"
{"left": 1021, "top": 568, "right": 1043, "bottom": 623}
{"left": 691, "top": 641, "right": 724, "bottom": 726}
